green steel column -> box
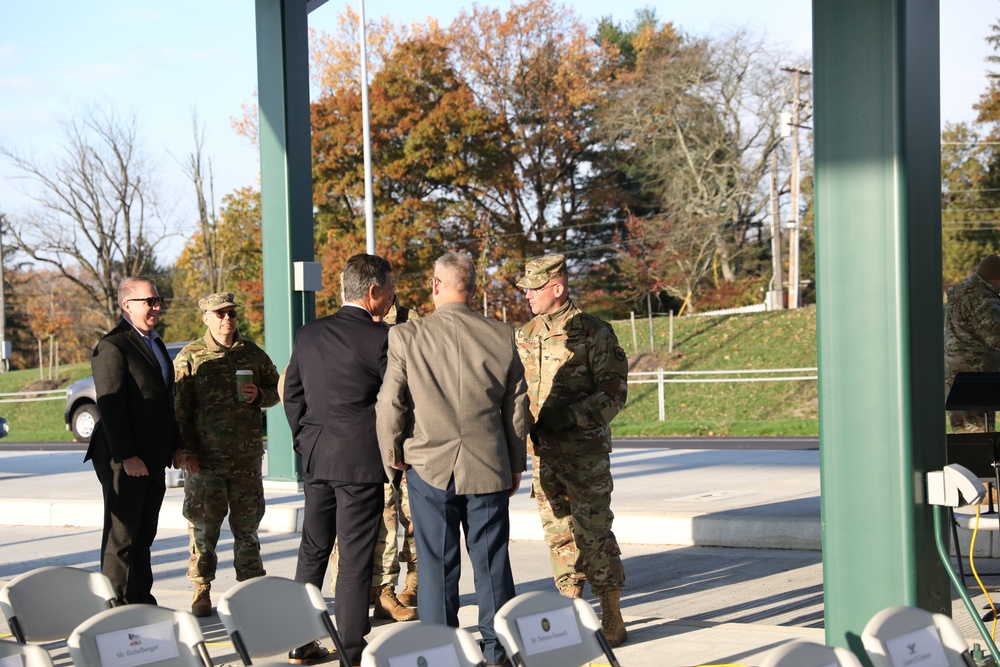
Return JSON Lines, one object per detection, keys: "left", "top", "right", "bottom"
{"left": 255, "top": 0, "right": 314, "bottom": 482}
{"left": 813, "top": 0, "right": 948, "bottom": 656}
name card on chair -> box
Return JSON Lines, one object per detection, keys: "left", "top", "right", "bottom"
{"left": 0, "top": 654, "right": 24, "bottom": 667}
{"left": 884, "top": 626, "right": 948, "bottom": 667}
{"left": 515, "top": 607, "right": 582, "bottom": 657}
{"left": 387, "top": 643, "right": 461, "bottom": 667}
{"left": 95, "top": 621, "right": 180, "bottom": 667}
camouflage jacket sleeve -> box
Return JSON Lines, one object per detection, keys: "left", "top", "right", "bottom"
{"left": 250, "top": 345, "right": 281, "bottom": 410}
{"left": 971, "top": 295, "right": 1000, "bottom": 352}
{"left": 173, "top": 345, "right": 202, "bottom": 456}
{"left": 569, "top": 320, "right": 628, "bottom": 426}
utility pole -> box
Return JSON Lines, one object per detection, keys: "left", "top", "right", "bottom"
{"left": 783, "top": 66, "right": 811, "bottom": 309}
{"left": 769, "top": 152, "right": 784, "bottom": 309}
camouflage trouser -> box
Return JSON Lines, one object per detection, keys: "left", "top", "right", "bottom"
{"left": 949, "top": 410, "right": 994, "bottom": 433}
{"left": 330, "top": 475, "right": 416, "bottom": 590}
{"left": 532, "top": 450, "right": 624, "bottom": 595}
{"left": 183, "top": 464, "right": 266, "bottom": 584}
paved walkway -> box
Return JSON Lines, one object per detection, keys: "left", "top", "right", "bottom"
{"left": 0, "top": 444, "right": 994, "bottom": 666}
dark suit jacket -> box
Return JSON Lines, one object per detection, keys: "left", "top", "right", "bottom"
{"left": 85, "top": 318, "right": 182, "bottom": 469}
{"left": 283, "top": 305, "right": 389, "bottom": 484}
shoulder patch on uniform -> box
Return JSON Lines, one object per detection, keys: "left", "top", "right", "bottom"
{"left": 615, "top": 347, "right": 626, "bottom": 361}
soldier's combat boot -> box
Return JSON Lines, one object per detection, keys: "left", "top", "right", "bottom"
{"left": 191, "top": 583, "right": 212, "bottom": 618}
{"left": 373, "top": 584, "right": 418, "bottom": 622}
{"left": 559, "top": 583, "right": 583, "bottom": 599}
{"left": 599, "top": 590, "right": 627, "bottom": 647}
{"left": 397, "top": 566, "right": 418, "bottom": 607}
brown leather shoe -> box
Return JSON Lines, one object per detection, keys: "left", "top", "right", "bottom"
{"left": 397, "top": 568, "right": 418, "bottom": 607}
{"left": 191, "top": 583, "right": 212, "bottom": 618}
{"left": 287, "top": 640, "right": 329, "bottom": 664}
{"left": 559, "top": 583, "right": 583, "bottom": 599}
{"left": 372, "top": 584, "right": 418, "bottom": 622}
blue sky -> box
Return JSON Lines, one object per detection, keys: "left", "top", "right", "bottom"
{"left": 0, "top": 1, "right": 996, "bottom": 262}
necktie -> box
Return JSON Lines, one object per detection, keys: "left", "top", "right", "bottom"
{"left": 144, "top": 335, "right": 170, "bottom": 387}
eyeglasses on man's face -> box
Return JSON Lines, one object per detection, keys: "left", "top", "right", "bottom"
{"left": 523, "top": 283, "right": 555, "bottom": 296}
{"left": 429, "top": 277, "right": 441, "bottom": 289}
{"left": 127, "top": 296, "right": 163, "bottom": 307}
{"left": 212, "top": 309, "right": 238, "bottom": 320}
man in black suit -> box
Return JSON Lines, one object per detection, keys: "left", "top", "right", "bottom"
{"left": 85, "top": 276, "right": 184, "bottom": 605}
{"left": 283, "top": 254, "right": 395, "bottom": 666}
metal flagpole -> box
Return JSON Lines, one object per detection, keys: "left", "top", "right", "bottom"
{"left": 358, "top": 0, "right": 375, "bottom": 254}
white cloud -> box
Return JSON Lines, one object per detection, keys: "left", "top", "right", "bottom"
{"left": 0, "top": 75, "right": 34, "bottom": 90}
{"left": 60, "top": 62, "right": 136, "bottom": 84}
{"left": 124, "top": 47, "right": 223, "bottom": 65}
{"left": 110, "top": 9, "right": 165, "bottom": 22}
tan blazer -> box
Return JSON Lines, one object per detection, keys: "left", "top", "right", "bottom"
{"left": 376, "top": 301, "right": 528, "bottom": 494}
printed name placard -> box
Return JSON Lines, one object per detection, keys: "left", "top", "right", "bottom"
{"left": 94, "top": 621, "right": 181, "bottom": 667}
{"left": 884, "top": 626, "right": 949, "bottom": 667}
{"left": 515, "top": 606, "right": 582, "bottom": 657}
{"left": 0, "top": 654, "right": 24, "bottom": 667}
{"left": 386, "top": 643, "right": 461, "bottom": 667}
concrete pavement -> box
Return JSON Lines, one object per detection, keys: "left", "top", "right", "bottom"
{"left": 0, "top": 444, "right": 996, "bottom": 666}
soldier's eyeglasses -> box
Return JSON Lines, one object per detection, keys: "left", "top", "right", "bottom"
{"left": 127, "top": 297, "right": 163, "bottom": 307}
{"left": 523, "top": 283, "right": 555, "bottom": 296}
{"left": 212, "top": 309, "right": 238, "bottom": 320}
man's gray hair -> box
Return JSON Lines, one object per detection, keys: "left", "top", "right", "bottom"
{"left": 342, "top": 253, "right": 392, "bottom": 302}
{"left": 435, "top": 252, "right": 476, "bottom": 296}
{"left": 118, "top": 276, "right": 157, "bottom": 308}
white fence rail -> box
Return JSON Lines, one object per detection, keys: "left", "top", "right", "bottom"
{"left": 627, "top": 367, "right": 818, "bottom": 421}
{"left": 685, "top": 303, "right": 769, "bottom": 318}
{"left": 0, "top": 389, "right": 65, "bottom": 404}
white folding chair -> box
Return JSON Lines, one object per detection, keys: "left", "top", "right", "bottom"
{"left": 217, "top": 576, "right": 349, "bottom": 667}
{"left": 0, "top": 639, "right": 55, "bottom": 667}
{"left": 360, "top": 622, "right": 486, "bottom": 667}
{"left": 494, "top": 591, "right": 619, "bottom": 667}
{"left": 68, "top": 605, "right": 212, "bottom": 667}
{"left": 0, "top": 566, "right": 116, "bottom": 643}
{"left": 862, "top": 605, "right": 974, "bottom": 667}
{"left": 760, "top": 640, "right": 863, "bottom": 667}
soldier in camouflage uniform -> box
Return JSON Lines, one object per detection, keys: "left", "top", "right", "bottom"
{"left": 330, "top": 296, "right": 419, "bottom": 622}
{"left": 515, "top": 254, "right": 630, "bottom": 648}
{"left": 945, "top": 255, "right": 1000, "bottom": 432}
{"left": 174, "top": 292, "right": 281, "bottom": 617}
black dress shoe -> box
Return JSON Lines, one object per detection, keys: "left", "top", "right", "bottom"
{"left": 287, "top": 640, "right": 330, "bottom": 664}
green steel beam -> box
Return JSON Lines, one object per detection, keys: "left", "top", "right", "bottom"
{"left": 813, "top": 0, "right": 948, "bottom": 658}
{"left": 254, "top": 0, "right": 315, "bottom": 482}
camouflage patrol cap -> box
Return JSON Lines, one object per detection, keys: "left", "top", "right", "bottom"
{"left": 516, "top": 254, "right": 566, "bottom": 289}
{"left": 198, "top": 292, "right": 240, "bottom": 312}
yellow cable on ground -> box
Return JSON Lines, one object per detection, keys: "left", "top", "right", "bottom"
{"left": 969, "top": 504, "right": 998, "bottom": 639}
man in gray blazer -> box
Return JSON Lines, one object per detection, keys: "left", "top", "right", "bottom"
{"left": 376, "top": 252, "right": 528, "bottom": 667}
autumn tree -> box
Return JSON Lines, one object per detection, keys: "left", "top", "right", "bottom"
{"left": 940, "top": 122, "right": 997, "bottom": 286}
{"left": 603, "top": 26, "right": 803, "bottom": 311}
{"left": 311, "top": 29, "right": 518, "bottom": 314}
{"left": 0, "top": 104, "right": 174, "bottom": 333}
{"left": 449, "top": 0, "right": 620, "bottom": 256}
{"left": 171, "top": 187, "right": 264, "bottom": 342}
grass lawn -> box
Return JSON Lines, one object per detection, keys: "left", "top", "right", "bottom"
{"left": 1, "top": 306, "right": 821, "bottom": 441}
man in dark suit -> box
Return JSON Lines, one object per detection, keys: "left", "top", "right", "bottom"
{"left": 283, "top": 253, "right": 395, "bottom": 666}
{"left": 376, "top": 252, "right": 528, "bottom": 667}
{"left": 86, "top": 276, "right": 184, "bottom": 605}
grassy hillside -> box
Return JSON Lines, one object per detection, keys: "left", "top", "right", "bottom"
{"left": 0, "top": 361, "right": 93, "bottom": 441}
{"left": 609, "top": 305, "right": 818, "bottom": 436}
{"left": 0, "top": 306, "right": 820, "bottom": 441}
